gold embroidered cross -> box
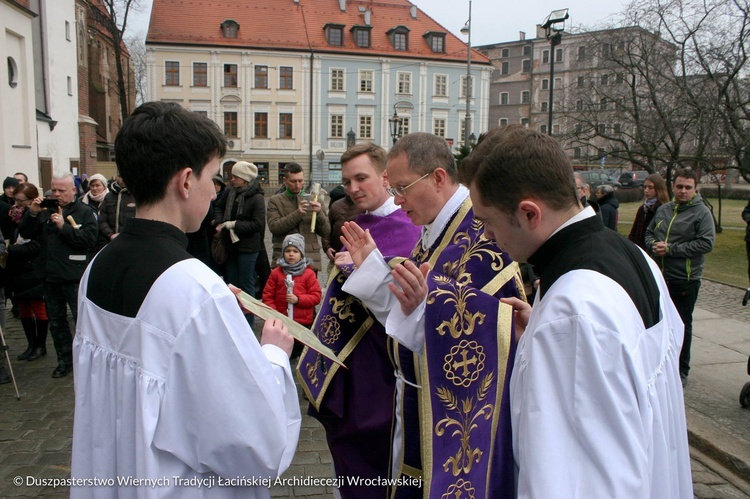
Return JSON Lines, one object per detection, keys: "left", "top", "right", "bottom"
{"left": 452, "top": 349, "right": 478, "bottom": 376}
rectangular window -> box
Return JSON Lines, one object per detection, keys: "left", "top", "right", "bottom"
{"left": 165, "top": 61, "right": 179, "bottom": 86}
{"left": 431, "top": 35, "right": 444, "bottom": 53}
{"left": 500, "top": 92, "right": 509, "bottom": 105}
{"left": 576, "top": 100, "right": 583, "bottom": 111}
{"left": 65, "top": 21, "right": 71, "bottom": 41}
{"left": 578, "top": 46, "right": 586, "bottom": 61}
{"left": 553, "top": 124, "right": 560, "bottom": 135}
{"left": 601, "top": 74, "right": 609, "bottom": 86}
{"left": 575, "top": 124, "right": 582, "bottom": 133}
{"left": 67, "top": 76, "right": 72, "bottom": 96}
{"left": 521, "top": 91, "right": 530, "bottom": 104}
{"left": 461, "top": 75, "right": 472, "bottom": 99}
{"left": 522, "top": 59, "right": 531, "bottom": 73}
{"left": 359, "top": 116, "right": 372, "bottom": 139}
{"left": 355, "top": 29, "right": 370, "bottom": 48}
{"left": 540, "top": 124, "right": 547, "bottom": 134}
{"left": 254, "top": 65, "right": 268, "bottom": 89}
{"left": 577, "top": 76, "right": 585, "bottom": 88}
{"left": 542, "top": 79, "right": 549, "bottom": 90}
{"left": 501, "top": 62, "right": 509, "bottom": 75}
{"left": 616, "top": 73, "right": 624, "bottom": 85}
{"left": 556, "top": 48, "right": 563, "bottom": 62}
{"left": 254, "top": 112, "right": 268, "bottom": 138}
{"left": 280, "top": 67, "right": 293, "bottom": 89}
{"left": 601, "top": 98, "right": 608, "bottom": 110}
{"left": 521, "top": 118, "right": 529, "bottom": 127}
{"left": 194, "top": 110, "right": 208, "bottom": 118}
{"left": 224, "top": 64, "right": 238, "bottom": 87}
{"left": 279, "top": 113, "right": 293, "bottom": 138}
{"left": 224, "top": 112, "right": 238, "bottom": 137}
{"left": 331, "top": 69, "right": 344, "bottom": 91}
{"left": 542, "top": 50, "right": 550, "bottom": 64}
{"left": 394, "top": 32, "right": 407, "bottom": 51}
{"left": 330, "top": 114, "right": 343, "bottom": 138}
{"left": 499, "top": 118, "right": 508, "bottom": 127}
{"left": 602, "top": 43, "right": 611, "bottom": 58}
{"left": 614, "top": 123, "right": 622, "bottom": 134}
{"left": 574, "top": 147, "right": 582, "bottom": 158}
{"left": 328, "top": 27, "right": 343, "bottom": 46}
{"left": 359, "top": 70, "right": 373, "bottom": 92}
{"left": 598, "top": 123, "right": 606, "bottom": 135}
{"left": 501, "top": 48, "right": 509, "bottom": 58}
{"left": 523, "top": 45, "right": 531, "bottom": 56}
{"left": 541, "top": 102, "right": 548, "bottom": 112}
{"left": 397, "top": 72, "right": 411, "bottom": 94}
{"left": 400, "top": 117, "right": 410, "bottom": 136}
{"left": 434, "top": 74, "right": 447, "bottom": 96}
{"left": 433, "top": 118, "right": 446, "bottom": 137}
{"left": 193, "top": 62, "right": 207, "bottom": 87}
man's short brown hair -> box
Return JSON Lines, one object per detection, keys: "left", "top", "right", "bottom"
{"left": 461, "top": 125, "right": 578, "bottom": 214}
{"left": 673, "top": 167, "right": 699, "bottom": 185}
{"left": 341, "top": 143, "right": 387, "bottom": 173}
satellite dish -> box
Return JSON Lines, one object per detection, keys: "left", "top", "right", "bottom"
{"left": 316, "top": 149, "right": 325, "bottom": 161}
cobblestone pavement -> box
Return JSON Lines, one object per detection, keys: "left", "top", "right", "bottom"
{"left": 1, "top": 277, "right": 749, "bottom": 497}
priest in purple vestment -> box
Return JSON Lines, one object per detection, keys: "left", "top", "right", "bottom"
{"left": 297, "top": 143, "right": 420, "bottom": 498}
{"left": 340, "top": 133, "right": 524, "bottom": 499}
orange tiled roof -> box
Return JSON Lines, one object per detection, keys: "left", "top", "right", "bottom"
{"left": 146, "top": 0, "right": 490, "bottom": 65}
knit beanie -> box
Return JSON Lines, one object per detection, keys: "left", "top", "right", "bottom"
{"left": 88, "top": 173, "right": 109, "bottom": 187}
{"left": 232, "top": 161, "right": 258, "bottom": 183}
{"left": 282, "top": 233, "right": 306, "bottom": 259}
{"left": 3, "top": 177, "right": 19, "bottom": 190}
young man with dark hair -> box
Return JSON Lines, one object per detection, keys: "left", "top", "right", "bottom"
{"left": 646, "top": 167, "right": 715, "bottom": 386}
{"left": 465, "top": 125, "right": 692, "bottom": 498}
{"left": 267, "top": 162, "right": 330, "bottom": 272}
{"left": 340, "top": 132, "right": 522, "bottom": 498}
{"left": 71, "top": 101, "right": 301, "bottom": 498}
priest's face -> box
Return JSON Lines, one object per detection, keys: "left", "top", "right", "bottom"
{"left": 470, "top": 182, "right": 529, "bottom": 262}
{"left": 386, "top": 152, "right": 441, "bottom": 226}
{"left": 342, "top": 153, "right": 389, "bottom": 212}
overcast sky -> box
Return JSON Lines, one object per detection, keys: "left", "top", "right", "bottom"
{"left": 128, "top": 0, "right": 632, "bottom": 46}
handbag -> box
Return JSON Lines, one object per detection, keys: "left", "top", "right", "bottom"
{"left": 211, "top": 232, "right": 229, "bottom": 265}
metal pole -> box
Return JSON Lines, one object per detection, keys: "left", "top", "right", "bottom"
{"left": 464, "top": 0, "right": 472, "bottom": 148}
{"left": 548, "top": 36, "right": 555, "bottom": 135}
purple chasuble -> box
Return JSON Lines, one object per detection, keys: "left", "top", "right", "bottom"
{"left": 297, "top": 208, "right": 420, "bottom": 499}
{"left": 392, "top": 198, "right": 522, "bottom": 499}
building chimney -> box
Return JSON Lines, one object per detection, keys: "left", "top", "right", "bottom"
{"left": 410, "top": 6, "right": 417, "bottom": 19}
{"left": 364, "top": 9, "right": 371, "bottom": 26}
{"left": 536, "top": 24, "right": 546, "bottom": 38}
{"left": 519, "top": 31, "right": 526, "bottom": 40}
{"left": 339, "top": 0, "right": 346, "bottom": 12}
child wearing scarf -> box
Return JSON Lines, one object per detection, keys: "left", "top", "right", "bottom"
{"left": 262, "top": 234, "right": 321, "bottom": 356}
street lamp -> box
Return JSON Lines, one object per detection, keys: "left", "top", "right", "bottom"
{"left": 346, "top": 128, "right": 356, "bottom": 149}
{"left": 542, "top": 8, "right": 569, "bottom": 136}
{"left": 388, "top": 106, "right": 403, "bottom": 145}
{"left": 460, "top": 1, "right": 472, "bottom": 148}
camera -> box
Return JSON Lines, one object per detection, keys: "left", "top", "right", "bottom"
{"left": 40, "top": 198, "right": 59, "bottom": 210}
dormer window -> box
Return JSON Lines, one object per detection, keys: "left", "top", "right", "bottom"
{"left": 350, "top": 25, "right": 372, "bottom": 48}
{"left": 387, "top": 26, "right": 410, "bottom": 51}
{"left": 221, "top": 19, "right": 239, "bottom": 39}
{"left": 423, "top": 31, "right": 446, "bottom": 53}
{"left": 324, "top": 23, "right": 345, "bottom": 46}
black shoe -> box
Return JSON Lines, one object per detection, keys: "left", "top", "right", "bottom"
{"left": 0, "top": 366, "right": 10, "bottom": 384}
{"left": 743, "top": 288, "right": 750, "bottom": 307}
{"left": 52, "top": 364, "right": 72, "bottom": 378}
{"left": 17, "top": 346, "right": 34, "bottom": 361}
{"left": 27, "top": 347, "right": 46, "bottom": 361}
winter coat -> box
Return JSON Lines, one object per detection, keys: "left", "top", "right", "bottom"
{"left": 267, "top": 191, "right": 330, "bottom": 272}
{"left": 645, "top": 193, "right": 715, "bottom": 282}
{"left": 6, "top": 232, "right": 45, "bottom": 299}
{"left": 18, "top": 198, "right": 98, "bottom": 283}
{"left": 213, "top": 180, "right": 266, "bottom": 254}
{"left": 262, "top": 266, "right": 321, "bottom": 326}
{"left": 628, "top": 200, "right": 662, "bottom": 250}
{"left": 598, "top": 192, "right": 619, "bottom": 230}
{"left": 98, "top": 188, "right": 136, "bottom": 250}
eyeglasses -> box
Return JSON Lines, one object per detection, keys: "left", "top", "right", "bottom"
{"left": 387, "top": 172, "right": 431, "bottom": 197}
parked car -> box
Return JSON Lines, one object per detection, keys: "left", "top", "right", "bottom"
{"left": 618, "top": 170, "right": 650, "bottom": 188}
{"left": 579, "top": 170, "right": 621, "bottom": 191}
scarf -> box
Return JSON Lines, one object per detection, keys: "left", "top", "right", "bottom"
{"left": 84, "top": 187, "right": 109, "bottom": 205}
{"left": 223, "top": 184, "right": 250, "bottom": 221}
{"left": 276, "top": 256, "right": 312, "bottom": 277}
{"left": 643, "top": 196, "right": 658, "bottom": 214}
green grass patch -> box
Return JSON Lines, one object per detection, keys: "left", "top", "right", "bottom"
{"left": 618, "top": 198, "right": 748, "bottom": 288}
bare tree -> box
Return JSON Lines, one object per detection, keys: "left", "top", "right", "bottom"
{"left": 125, "top": 32, "right": 147, "bottom": 106}
{"left": 98, "top": 0, "right": 143, "bottom": 118}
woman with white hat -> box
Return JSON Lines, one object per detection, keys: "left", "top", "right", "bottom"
{"left": 213, "top": 161, "right": 265, "bottom": 326}
{"left": 79, "top": 173, "right": 109, "bottom": 212}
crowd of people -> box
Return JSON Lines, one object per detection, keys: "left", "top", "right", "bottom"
{"left": 0, "top": 99, "right": 734, "bottom": 498}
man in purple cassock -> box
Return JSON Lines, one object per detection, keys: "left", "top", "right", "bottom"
{"left": 297, "top": 143, "right": 421, "bottom": 498}
{"left": 340, "top": 133, "right": 524, "bottom": 498}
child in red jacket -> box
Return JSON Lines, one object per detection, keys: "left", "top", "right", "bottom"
{"left": 263, "top": 234, "right": 321, "bottom": 357}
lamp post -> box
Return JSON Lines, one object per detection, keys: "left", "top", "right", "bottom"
{"left": 460, "top": 1, "right": 472, "bottom": 148}
{"left": 542, "top": 8, "right": 569, "bottom": 136}
{"left": 346, "top": 128, "right": 356, "bottom": 149}
{"left": 388, "top": 106, "right": 403, "bottom": 145}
